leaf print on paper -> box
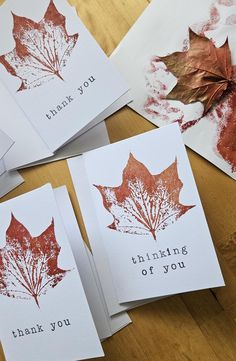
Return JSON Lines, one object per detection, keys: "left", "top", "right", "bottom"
{"left": 161, "top": 29, "right": 234, "bottom": 115}
{"left": 144, "top": 1, "right": 236, "bottom": 175}
{"left": 95, "top": 154, "right": 195, "bottom": 241}
{"left": 0, "top": 214, "right": 68, "bottom": 307}
{"left": 215, "top": 87, "right": 236, "bottom": 171}
{"left": 0, "top": 0, "right": 79, "bottom": 91}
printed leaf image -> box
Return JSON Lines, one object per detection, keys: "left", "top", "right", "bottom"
{"left": 0, "top": 214, "right": 68, "bottom": 307}
{"left": 0, "top": 0, "right": 79, "bottom": 91}
{"left": 95, "top": 154, "right": 195, "bottom": 240}
{"left": 161, "top": 29, "right": 234, "bottom": 114}
{"left": 216, "top": 89, "right": 236, "bottom": 171}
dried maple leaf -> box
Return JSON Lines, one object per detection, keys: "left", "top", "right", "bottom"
{"left": 0, "top": 0, "right": 79, "bottom": 91}
{"left": 161, "top": 29, "right": 234, "bottom": 114}
{"left": 95, "top": 154, "right": 195, "bottom": 241}
{"left": 0, "top": 214, "right": 68, "bottom": 307}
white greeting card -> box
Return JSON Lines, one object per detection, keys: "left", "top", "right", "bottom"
{"left": 0, "top": 184, "right": 103, "bottom": 361}
{"left": 0, "top": 130, "right": 13, "bottom": 160}
{"left": 0, "top": 130, "right": 13, "bottom": 177}
{"left": 0, "top": 128, "right": 24, "bottom": 197}
{"left": 0, "top": 0, "right": 129, "bottom": 154}
{"left": 68, "top": 124, "right": 224, "bottom": 304}
{"left": 54, "top": 185, "right": 131, "bottom": 340}
{"left": 112, "top": 0, "right": 236, "bottom": 179}
{"left": 69, "top": 155, "right": 161, "bottom": 316}
{"left": 0, "top": 170, "right": 24, "bottom": 198}
{"left": 0, "top": 79, "right": 112, "bottom": 170}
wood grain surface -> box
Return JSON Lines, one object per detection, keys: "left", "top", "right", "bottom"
{"left": 1, "top": 1, "right": 236, "bottom": 360}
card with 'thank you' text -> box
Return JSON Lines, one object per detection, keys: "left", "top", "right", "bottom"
{"left": 68, "top": 123, "right": 224, "bottom": 305}
{"left": 0, "top": 0, "right": 129, "bottom": 156}
{"left": 0, "top": 184, "right": 103, "bottom": 361}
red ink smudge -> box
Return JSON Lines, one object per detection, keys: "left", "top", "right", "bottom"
{"left": 217, "top": 0, "right": 235, "bottom": 6}
{"left": 226, "top": 14, "right": 236, "bottom": 24}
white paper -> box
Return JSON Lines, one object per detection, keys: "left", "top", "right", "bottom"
{"left": 0, "top": 78, "right": 109, "bottom": 169}
{"left": 0, "top": 0, "right": 129, "bottom": 153}
{"left": 68, "top": 156, "right": 160, "bottom": 315}
{"left": 0, "top": 129, "right": 13, "bottom": 159}
{"left": 23, "top": 121, "right": 110, "bottom": 168}
{"left": 112, "top": 0, "right": 236, "bottom": 179}
{"left": 0, "top": 160, "right": 5, "bottom": 176}
{"left": 0, "top": 129, "right": 13, "bottom": 176}
{"left": 0, "top": 127, "right": 24, "bottom": 196}
{"left": 0, "top": 81, "right": 53, "bottom": 171}
{"left": 0, "top": 81, "right": 125, "bottom": 170}
{"left": 69, "top": 124, "right": 224, "bottom": 305}
{"left": 54, "top": 186, "right": 131, "bottom": 340}
{"left": 0, "top": 184, "right": 103, "bottom": 361}
{"left": 85, "top": 248, "right": 132, "bottom": 337}
{"left": 0, "top": 170, "right": 24, "bottom": 198}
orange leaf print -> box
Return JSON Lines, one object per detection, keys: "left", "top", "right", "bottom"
{"left": 0, "top": 0, "right": 79, "bottom": 91}
{"left": 161, "top": 29, "right": 234, "bottom": 114}
{"left": 0, "top": 214, "right": 68, "bottom": 307}
{"left": 95, "top": 154, "right": 195, "bottom": 241}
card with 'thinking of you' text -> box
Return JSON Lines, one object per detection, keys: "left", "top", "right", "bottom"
{"left": 68, "top": 123, "right": 224, "bottom": 309}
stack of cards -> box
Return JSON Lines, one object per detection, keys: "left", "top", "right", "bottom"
{"left": 0, "top": 183, "right": 131, "bottom": 361}
{"left": 111, "top": 0, "right": 236, "bottom": 180}
{"left": 68, "top": 123, "right": 224, "bottom": 315}
{"left": 0, "top": 130, "right": 23, "bottom": 197}
{"left": 0, "top": 0, "right": 130, "bottom": 170}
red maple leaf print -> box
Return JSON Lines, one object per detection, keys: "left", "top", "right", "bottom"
{"left": 95, "top": 154, "right": 195, "bottom": 241}
{"left": 216, "top": 88, "right": 236, "bottom": 171}
{"left": 0, "top": 0, "right": 79, "bottom": 91}
{"left": 0, "top": 214, "right": 68, "bottom": 307}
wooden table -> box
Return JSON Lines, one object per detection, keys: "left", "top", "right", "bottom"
{"left": 1, "top": 1, "right": 236, "bottom": 360}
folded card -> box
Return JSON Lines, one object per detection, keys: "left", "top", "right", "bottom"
{"left": 0, "top": 0, "right": 129, "bottom": 158}
{"left": 0, "top": 170, "right": 24, "bottom": 198}
{"left": 54, "top": 185, "right": 131, "bottom": 341}
{"left": 0, "top": 130, "right": 13, "bottom": 177}
{"left": 112, "top": 0, "right": 236, "bottom": 179}
{"left": 68, "top": 123, "right": 224, "bottom": 305}
{"left": 0, "top": 184, "right": 103, "bottom": 361}
{"left": 0, "top": 130, "right": 13, "bottom": 160}
{"left": 0, "top": 129, "right": 23, "bottom": 197}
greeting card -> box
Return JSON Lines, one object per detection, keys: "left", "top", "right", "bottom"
{"left": 0, "top": 0, "right": 130, "bottom": 159}
{"left": 112, "top": 0, "right": 236, "bottom": 179}
{"left": 0, "top": 184, "right": 103, "bottom": 361}
{"left": 0, "top": 130, "right": 13, "bottom": 176}
{"left": 0, "top": 170, "right": 24, "bottom": 198}
{"left": 54, "top": 185, "right": 131, "bottom": 340}
{"left": 69, "top": 155, "right": 161, "bottom": 316}
{"left": 0, "top": 130, "right": 13, "bottom": 161}
{"left": 68, "top": 124, "right": 224, "bottom": 306}
{"left": 0, "top": 62, "right": 111, "bottom": 170}
{"left": 0, "top": 129, "right": 23, "bottom": 197}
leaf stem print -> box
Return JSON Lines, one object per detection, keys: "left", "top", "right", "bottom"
{"left": 95, "top": 154, "right": 195, "bottom": 241}
{"left": 0, "top": 214, "right": 68, "bottom": 307}
{"left": 0, "top": 0, "right": 79, "bottom": 91}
